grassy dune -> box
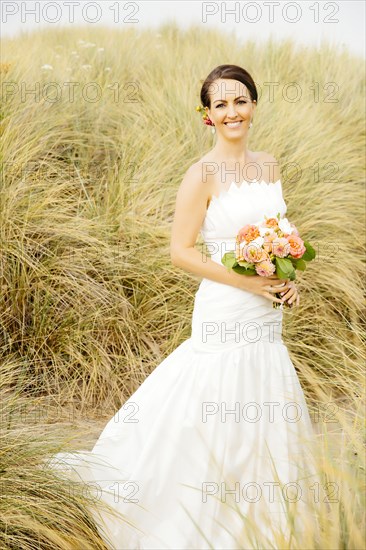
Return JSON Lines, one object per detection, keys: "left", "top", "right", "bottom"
{"left": 0, "top": 24, "right": 365, "bottom": 549}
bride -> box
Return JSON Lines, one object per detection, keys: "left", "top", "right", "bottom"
{"left": 47, "top": 64, "right": 322, "bottom": 549}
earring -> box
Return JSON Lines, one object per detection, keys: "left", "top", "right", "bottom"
{"left": 249, "top": 120, "right": 253, "bottom": 128}
{"left": 211, "top": 125, "right": 216, "bottom": 135}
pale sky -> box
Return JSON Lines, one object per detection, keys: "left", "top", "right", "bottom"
{"left": 1, "top": 1, "right": 365, "bottom": 58}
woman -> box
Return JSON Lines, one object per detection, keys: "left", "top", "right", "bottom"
{"left": 48, "top": 65, "right": 320, "bottom": 550}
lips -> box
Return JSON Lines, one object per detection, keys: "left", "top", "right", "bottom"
{"left": 224, "top": 121, "right": 243, "bottom": 127}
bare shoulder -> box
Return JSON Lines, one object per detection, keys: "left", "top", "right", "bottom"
{"left": 178, "top": 160, "right": 211, "bottom": 204}
{"left": 180, "top": 161, "right": 207, "bottom": 191}
{"left": 257, "top": 151, "right": 281, "bottom": 182}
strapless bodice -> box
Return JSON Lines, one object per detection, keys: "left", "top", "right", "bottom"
{"left": 200, "top": 179, "right": 287, "bottom": 264}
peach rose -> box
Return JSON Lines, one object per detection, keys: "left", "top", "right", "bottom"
{"left": 255, "top": 259, "right": 276, "bottom": 277}
{"left": 263, "top": 233, "right": 278, "bottom": 255}
{"left": 242, "top": 242, "right": 268, "bottom": 263}
{"left": 272, "top": 237, "right": 291, "bottom": 258}
{"left": 287, "top": 235, "right": 306, "bottom": 258}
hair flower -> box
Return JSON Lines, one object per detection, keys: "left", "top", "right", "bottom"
{"left": 196, "top": 104, "right": 215, "bottom": 126}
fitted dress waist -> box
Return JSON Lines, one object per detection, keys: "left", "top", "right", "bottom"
{"left": 191, "top": 236, "right": 284, "bottom": 353}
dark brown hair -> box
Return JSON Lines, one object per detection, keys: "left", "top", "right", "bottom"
{"left": 200, "top": 64, "right": 258, "bottom": 109}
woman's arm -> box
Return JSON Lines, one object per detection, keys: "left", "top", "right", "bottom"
{"left": 170, "top": 163, "right": 257, "bottom": 290}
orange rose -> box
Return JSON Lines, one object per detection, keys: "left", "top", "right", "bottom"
{"left": 237, "top": 224, "right": 260, "bottom": 243}
{"left": 264, "top": 217, "right": 279, "bottom": 229}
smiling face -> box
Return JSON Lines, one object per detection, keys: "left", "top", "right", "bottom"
{"left": 205, "top": 78, "right": 256, "bottom": 134}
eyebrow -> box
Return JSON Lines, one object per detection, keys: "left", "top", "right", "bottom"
{"left": 213, "top": 96, "right": 248, "bottom": 104}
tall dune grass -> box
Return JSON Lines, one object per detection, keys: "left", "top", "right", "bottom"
{"left": 1, "top": 24, "right": 365, "bottom": 548}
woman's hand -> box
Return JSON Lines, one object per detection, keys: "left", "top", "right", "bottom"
{"left": 240, "top": 274, "right": 294, "bottom": 305}
{"left": 278, "top": 280, "right": 300, "bottom": 307}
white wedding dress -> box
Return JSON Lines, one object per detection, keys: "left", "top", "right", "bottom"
{"left": 46, "top": 179, "right": 322, "bottom": 549}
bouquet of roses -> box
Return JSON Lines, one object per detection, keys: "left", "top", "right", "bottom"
{"left": 221, "top": 213, "right": 316, "bottom": 308}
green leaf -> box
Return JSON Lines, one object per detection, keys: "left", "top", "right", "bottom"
{"left": 237, "top": 260, "right": 253, "bottom": 268}
{"left": 232, "top": 265, "right": 256, "bottom": 275}
{"left": 292, "top": 258, "right": 307, "bottom": 271}
{"left": 221, "top": 251, "right": 237, "bottom": 269}
{"left": 275, "top": 257, "right": 296, "bottom": 280}
{"left": 302, "top": 241, "right": 316, "bottom": 261}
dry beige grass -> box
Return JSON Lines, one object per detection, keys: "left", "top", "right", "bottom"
{"left": 0, "top": 23, "right": 365, "bottom": 549}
